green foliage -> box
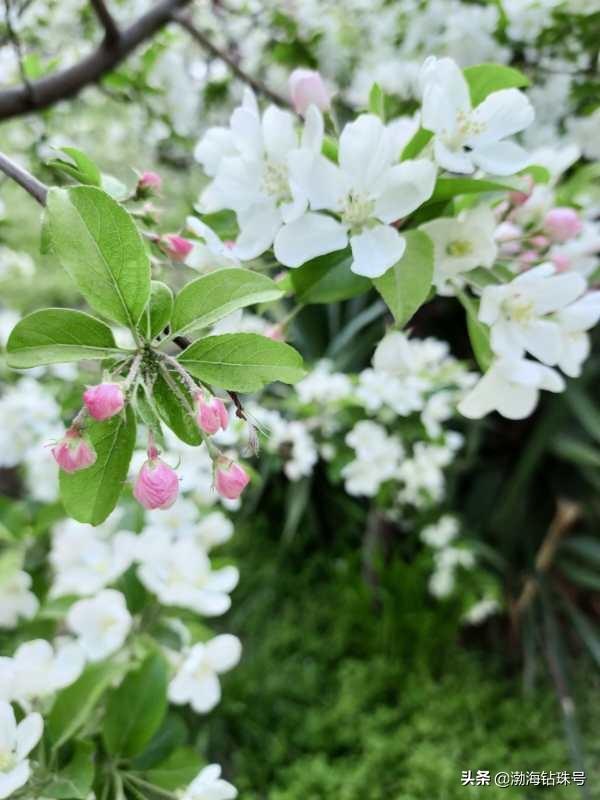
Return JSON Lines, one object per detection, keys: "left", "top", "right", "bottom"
{"left": 6, "top": 308, "right": 120, "bottom": 368}
{"left": 59, "top": 406, "right": 137, "bottom": 525}
{"left": 140, "top": 280, "right": 174, "bottom": 341}
{"left": 463, "top": 63, "right": 530, "bottom": 105}
{"left": 47, "top": 186, "right": 150, "bottom": 330}
{"left": 178, "top": 333, "right": 306, "bottom": 392}
{"left": 152, "top": 372, "right": 203, "bottom": 446}
{"left": 47, "top": 147, "right": 101, "bottom": 187}
{"left": 373, "top": 230, "right": 434, "bottom": 326}
{"left": 42, "top": 740, "right": 95, "bottom": 799}
{"left": 170, "top": 269, "right": 284, "bottom": 338}
{"left": 457, "top": 290, "right": 493, "bottom": 371}
{"left": 290, "top": 249, "right": 370, "bottom": 304}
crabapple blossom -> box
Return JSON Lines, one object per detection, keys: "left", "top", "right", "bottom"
{"left": 0, "top": 703, "right": 42, "bottom": 800}
{"left": 543, "top": 207, "right": 583, "bottom": 242}
{"left": 458, "top": 356, "right": 565, "bottom": 419}
{"left": 185, "top": 216, "right": 240, "bottom": 271}
{"left": 554, "top": 291, "right": 600, "bottom": 377}
{"left": 422, "top": 204, "right": 498, "bottom": 290}
{"left": 163, "top": 234, "right": 194, "bottom": 262}
{"left": 0, "top": 572, "right": 38, "bottom": 629}
{"left": 66, "top": 589, "right": 132, "bottom": 662}
{"left": 0, "top": 639, "right": 84, "bottom": 705}
{"left": 420, "top": 515, "right": 460, "bottom": 549}
{"left": 196, "top": 394, "right": 229, "bottom": 435}
{"left": 479, "top": 263, "right": 587, "bottom": 365}
{"left": 420, "top": 56, "right": 534, "bottom": 174}
{"left": 341, "top": 421, "right": 404, "bottom": 496}
{"left": 133, "top": 449, "right": 180, "bottom": 510}
{"left": 168, "top": 634, "right": 242, "bottom": 713}
{"left": 52, "top": 428, "right": 96, "bottom": 473}
{"left": 274, "top": 113, "right": 437, "bottom": 276}
{"left": 83, "top": 382, "right": 125, "bottom": 421}
{"left": 214, "top": 460, "right": 250, "bottom": 500}
{"left": 288, "top": 68, "right": 331, "bottom": 115}
{"left": 181, "top": 765, "right": 237, "bottom": 800}
{"left": 137, "top": 171, "right": 162, "bottom": 195}
{"left": 195, "top": 512, "right": 234, "bottom": 551}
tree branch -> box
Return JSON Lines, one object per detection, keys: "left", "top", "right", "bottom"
{"left": 89, "top": 0, "right": 120, "bottom": 46}
{"left": 0, "top": 151, "right": 47, "bottom": 205}
{"left": 173, "top": 11, "right": 292, "bottom": 108}
{"left": 0, "top": 0, "right": 192, "bottom": 120}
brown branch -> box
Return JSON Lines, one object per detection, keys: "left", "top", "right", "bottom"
{"left": 89, "top": 0, "right": 120, "bottom": 46}
{"left": 173, "top": 11, "right": 292, "bottom": 108}
{"left": 0, "top": 0, "right": 192, "bottom": 120}
{"left": 0, "top": 151, "right": 47, "bottom": 205}
{"left": 4, "top": 0, "right": 35, "bottom": 103}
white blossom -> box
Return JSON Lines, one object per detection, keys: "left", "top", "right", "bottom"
{"left": 0, "top": 703, "right": 42, "bottom": 800}
{"left": 0, "top": 572, "right": 38, "bottom": 629}
{"left": 66, "top": 590, "right": 132, "bottom": 662}
{"left": 169, "top": 635, "right": 242, "bottom": 713}
{"left": 181, "top": 764, "right": 237, "bottom": 800}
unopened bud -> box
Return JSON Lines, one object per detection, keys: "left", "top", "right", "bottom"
{"left": 196, "top": 394, "right": 229, "bottom": 435}
{"left": 52, "top": 428, "right": 97, "bottom": 473}
{"left": 83, "top": 382, "right": 125, "bottom": 421}
{"left": 289, "top": 69, "right": 330, "bottom": 116}
{"left": 133, "top": 453, "right": 179, "bottom": 510}
{"left": 215, "top": 459, "right": 250, "bottom": 500}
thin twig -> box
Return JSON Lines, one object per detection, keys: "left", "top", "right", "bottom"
{"left": 173, "top": 11, "right": 292, "bottom": 108}
{"left": 4, "top": 0, "right": 35, "bottom": 105}
{"left": 0, "top": 150, "right": 47, "bottom": 205}
{"left": 89, "top": 0, "right": 120, "bottom": 45}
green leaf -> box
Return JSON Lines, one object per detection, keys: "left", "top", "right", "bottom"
{"left": 6, "top": 308, "right": 121, "bottom": 368}
{"left": 48, "top": 147, "right": 101, "bottom": 186}
{"left": 153, "top": 372, "right": 202, "bottom": 446}
{"left": 103, "top": 651, "right": 168, "bottom": 758}
{"left": 401, "top": 128, "right": 433, "bottom": 160}
{"left": 171, "top": 269, "right": 283, "bottom": 338}
{"left": 139, "top": 280, "right": 173, "bottom": 341}
{"left": 43, "top": 740, "right": 95, "bottom": 799}
{"left": 47, "top": 661, "right": 124, "bottom": 748}
{"left": 457, "top": 290, "right": 493, "bottom": 371}
{"left": 59, "top": 406, "right": 137, "bottom": 525}
{"left": 178, "top": 333, "right": 306, "bottom": 392}
{"left": 463, "top": 63, "right": 530, "bottom": 106}
{"left": 47, "top": 186, "right": 151, "bottom": 330}
{"left": 368, "top": 83, "right": 385, "bottom": 120}
{"left": 520, "top": 164, "right": 551, "bottom": 184}
{"left": 373, "top": 230, "right": 434, "bottom": 326}
{"left": 560, "top": 560, "right": 600, "bottom": 591}
{"left": 290, "top": 249, "right": 370, "bottom": 304}
{"left": 552, "top": 435, "right": 600, "bottom": 468}
{"left": 145, "top": 747, "right": 202, "bottom": 791}
{"left": 429, "top": 177, "right": 514, "bottom": 203}
{"left": 131, "top": 713, "right": 188, "bottom": 770}
{"left": 562, "top": 537, "right": 600, "bottom": 566}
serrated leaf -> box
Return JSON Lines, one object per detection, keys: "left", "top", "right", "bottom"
{"left": 463, "top": 63, "right": 529, "bottom": 106}
{"left": 6, "top": 308, "right": 121, "bottom": 368}
{"left": 171, "top": 269, "right": 283, "bottom": 338}
{"left": 103, "top": 651, "right": 168, "bottom": 758}
{"left": 139, "top": 280, "right": 173, "bottom": 341}
{"left": 59, "top": 406, "right": 136, "bottom": 525}
{"left": 47, "top": 186, "right": 150, "bottom": 330}
{"left": 290, "top": 249, "right": 370, "bottom": 304}
{"left": 178, "top": 333, "right": 306, "bottom": 392}
{"left": 373, "top": 230, "right": 434, "bottom": 326}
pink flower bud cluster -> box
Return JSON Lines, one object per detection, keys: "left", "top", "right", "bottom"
{"left": 133, "top": 446, "right": 180, "bottom": 510}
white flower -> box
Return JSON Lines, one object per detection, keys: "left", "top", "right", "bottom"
{"left": 420, "top": 56, "right": 534, "bottom": 175}
{"left": 0, "top": 572, "right": 38, "bottom": 629}
{"left": 67, "top": 590, "right": 132, "bottom": 662}
{"left": 0, "top": 703, "right": 42, "bottom": 800}
{"left": 342, "top": 421, "right": 404, "bottom": 496}
{"left": 554, "top": 291, "right": 600, "bottom": 377}
{"left": 274, "top": 113, "right": 436, "bottom": 277}
{"left": 137, "top": 536, "right": 238, "bottom": 616}
{"left": 420, "top": 515, "right": 459, "bottom": 548}
{"left": 182, "top": 764, "right": 237, "bottom": 800}
{"left": 458, "top": 356, "right": 565, "bottom": 420}
{"left": 479, "top": 264, "right": 587, "bottom": 364}
{"left": 296, "top": 361, "right": 353, "bottom": 404}
{"left": 421, "top": 205, "right": 498, "bottom": 289}
{"left": 169, "top": 635, "right": 241, "bottom": 714}
{"left": 185, "top": 217, "right": 240, "bottom": 272}
{"left": 197, "top": 92, "right": 322, "bottom": 260}
{"left": 195, "top": 512, "right": 234, "bottom": 551}
{"left": 0, "top": 639, "right": 84, "bottom": 705}
{"left": 463, "top": 597, "right": 500, "bottom": 625}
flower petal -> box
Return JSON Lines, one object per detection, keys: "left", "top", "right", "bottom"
{"left": 339, "top": 114, "right": 393, "bottom": 192}
{"left": 205, "top": 635, "right": 242, "bottom": 673}
{"left": 350, "top": 225, "right": 406, "bottom": 278}
{"left": 470, "top": 89, "right": 534, "bottom": 145}
{"left": 471, "top": 141, "right": 531, "bottom": 176}
{"left": 16, "top": 712, "right": 43, "bottom": 760}
{"left": 234, "top": 202, "right": 281, "bottom": 260}
{"left": 274, "top": 213, "right": 348, "bottom": 268}
{"left": 374, "top": 159, "right": 437, "bottom": 222}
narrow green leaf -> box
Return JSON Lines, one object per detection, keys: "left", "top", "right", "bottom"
{"left": 153, "top": 372, "right": 202, "bottom": 446}
{"left": 47, "top": 661, "right": 124, "bottom": 748}
{"left": 145, "top": 747, "right": 202, "bottom": 791}
{"left": 171, "top": 269, "right": 283, "bottom": 338}
{"left": 373, "top": 230, "right": 434, "bottom": 326}
{"left": 47, "top": 186, "right": 150, "bottom": 330}
{"left": 561, "top": 537, "right": 600, "bottom": 566}
{"left": 430, "top": 177, "right": 514, "bottom": 203}
{"left": 560, "top": 559, "right": 600, "bottom": 591}
{"left": 178, "top": 333, "right": 306, "bottom": 392}
{"left": 565, "top": 385, "right": 600, "bottom": 444}
{"left": 401, "top": 128, "right": 433, "bottom": 160}
{"left": 290, "top": 249, "right": 370, "bottom": 304}
{"left": 103, "top": 651, "right": 168, "bottom": 758}
{"left": 368, "top": 83, "right": 385, "bottom": 120}
{"left": 463, "top": 63, "right": 530, "bottom": 106}
{"left": 42, "top": 740, "right": 94, "bottom": 799}
{"left": 552, "top": 436, "right": 600, "bottom": 469}
{"left": 59, "top": 406, "right": 137, "bottom": 525}
{"left": 457, "top": 290, "right": 493, "bottom": 371}
{"left": 140, "top": 280, "right": 173, "bottom": 341}
{"left": 48, "top": 147, "right": 101, "bottom": 186}
{"left": 6, "top": 308, "right": 121, "bottom": 368}
{"left": 562, "top": 598, "right": 600, "bottom": 668}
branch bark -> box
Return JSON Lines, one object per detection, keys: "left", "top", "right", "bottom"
{"left": 0, "top": 0, "right": 192, "bottom": 120}
{"left": 173, "top": 11, "right": 292, "bottom": 108}
{"left": 0, "top": 151, "right": 47, "bottom": 205}
{"left": 89, "top": 0, "right": 120, "bottom": 45}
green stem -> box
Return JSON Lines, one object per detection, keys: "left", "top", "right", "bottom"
{"left": 127, "top": 774, "right": 179, "bottom": 799}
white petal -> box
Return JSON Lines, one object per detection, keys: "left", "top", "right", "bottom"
{"left": 374, "top": 159, "right": 436, "bottom": 223}
{"left": 533, "top": 273, "right": 586, "bottom": 315}
{"left": 301, "top": 105, "right": 324, "bottom": 152}
{"left": 557, "top": 292, "right": 600, "bottom": 332}
{"left": 522, "top": 319, "right": 562, "bottom": 365}
{"left": 262, "top": 106, "right": 298, "bottom": 161}
{"left": 274, "top": 213, "right": 348, "bottom": 268}
{"left": 471, "top": 141, "right": 531, "bottom": 176}
{"left": 234, "top": 202, "right": 281, "bottom": 260}
{"left": 190, "top": 673, "right": 222, "bottom": 713}
{"left": 471, "top": 89, "right": 534, "bottom": 144}
{"left": 16, "top": 712, "right": 43, "bottom": 760}
{"left": 558, "top": 333, "right": 590, "bottom": 378}
{"left": 0, "top": 703, "right": 16, "bottom": 753}
{"left": 433, "top": 139, "right": 474, "bottom": 174}
{"left": 458, "top": 369, "right": 504, "bottom": 419}
{"left": 350, "top": 225, "right": 406, "bottom": 278}
{"left": 288, "top": 151, "right": 346, "bottom": 212}
{"left": 497, "top": 383, "right": 539, "bottom": 420}
{"left": 0, "top": 761, "right": 30, "bottom": 800}
{"left": 339, "top": 114, "right": 393, "bottom": 192}
{"left": 421, "top": 58, "right": 471, "bottom": 121}
{"left": 229, "top": 106, "right": 262, "bottom": 160}
{"left": 205, "top": 635, "right": 242, "bottom": 673}
{"left": 194, "top": 127, "right": 236, "bottom": 176}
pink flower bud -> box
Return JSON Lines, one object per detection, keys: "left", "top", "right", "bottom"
{"left": 289, "top": 69, "right": 330, "bottom": 116}
{"left": 215, "top": 459, "right": 250, "bottom": 500}
{"left": 520, "top": 250, "right": 539, "bottom": 266}
{"left": 552, "top": 252, "right": 571, "bottom": 272}
{"left": 138, "top": 171, "right": 162, "bottom": 192}
{"left": 544, "top": 208, "right": 583, "bottom": 242}
{"left": 509, "top": 190, "right": 529, "bottom": 206}
{"left": 52, "top": 428, "right": 97, "bottom": 473}
{"left": 133, "top": 452, "right": 179, "bottom": 510}
{"left": 265, "top": 323, "right": 285, "bottom": 341}
{"left": 83, "top": 383, "right": 125, "bottom": 421}
{"left": 530, "top": 234, "right": 549, "bottom": 249}
{"left": 163, "top": 234, "right": 194, "bottom": 262}
{"left": 196, "top": 394, "right": 229, "bottom": 435}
